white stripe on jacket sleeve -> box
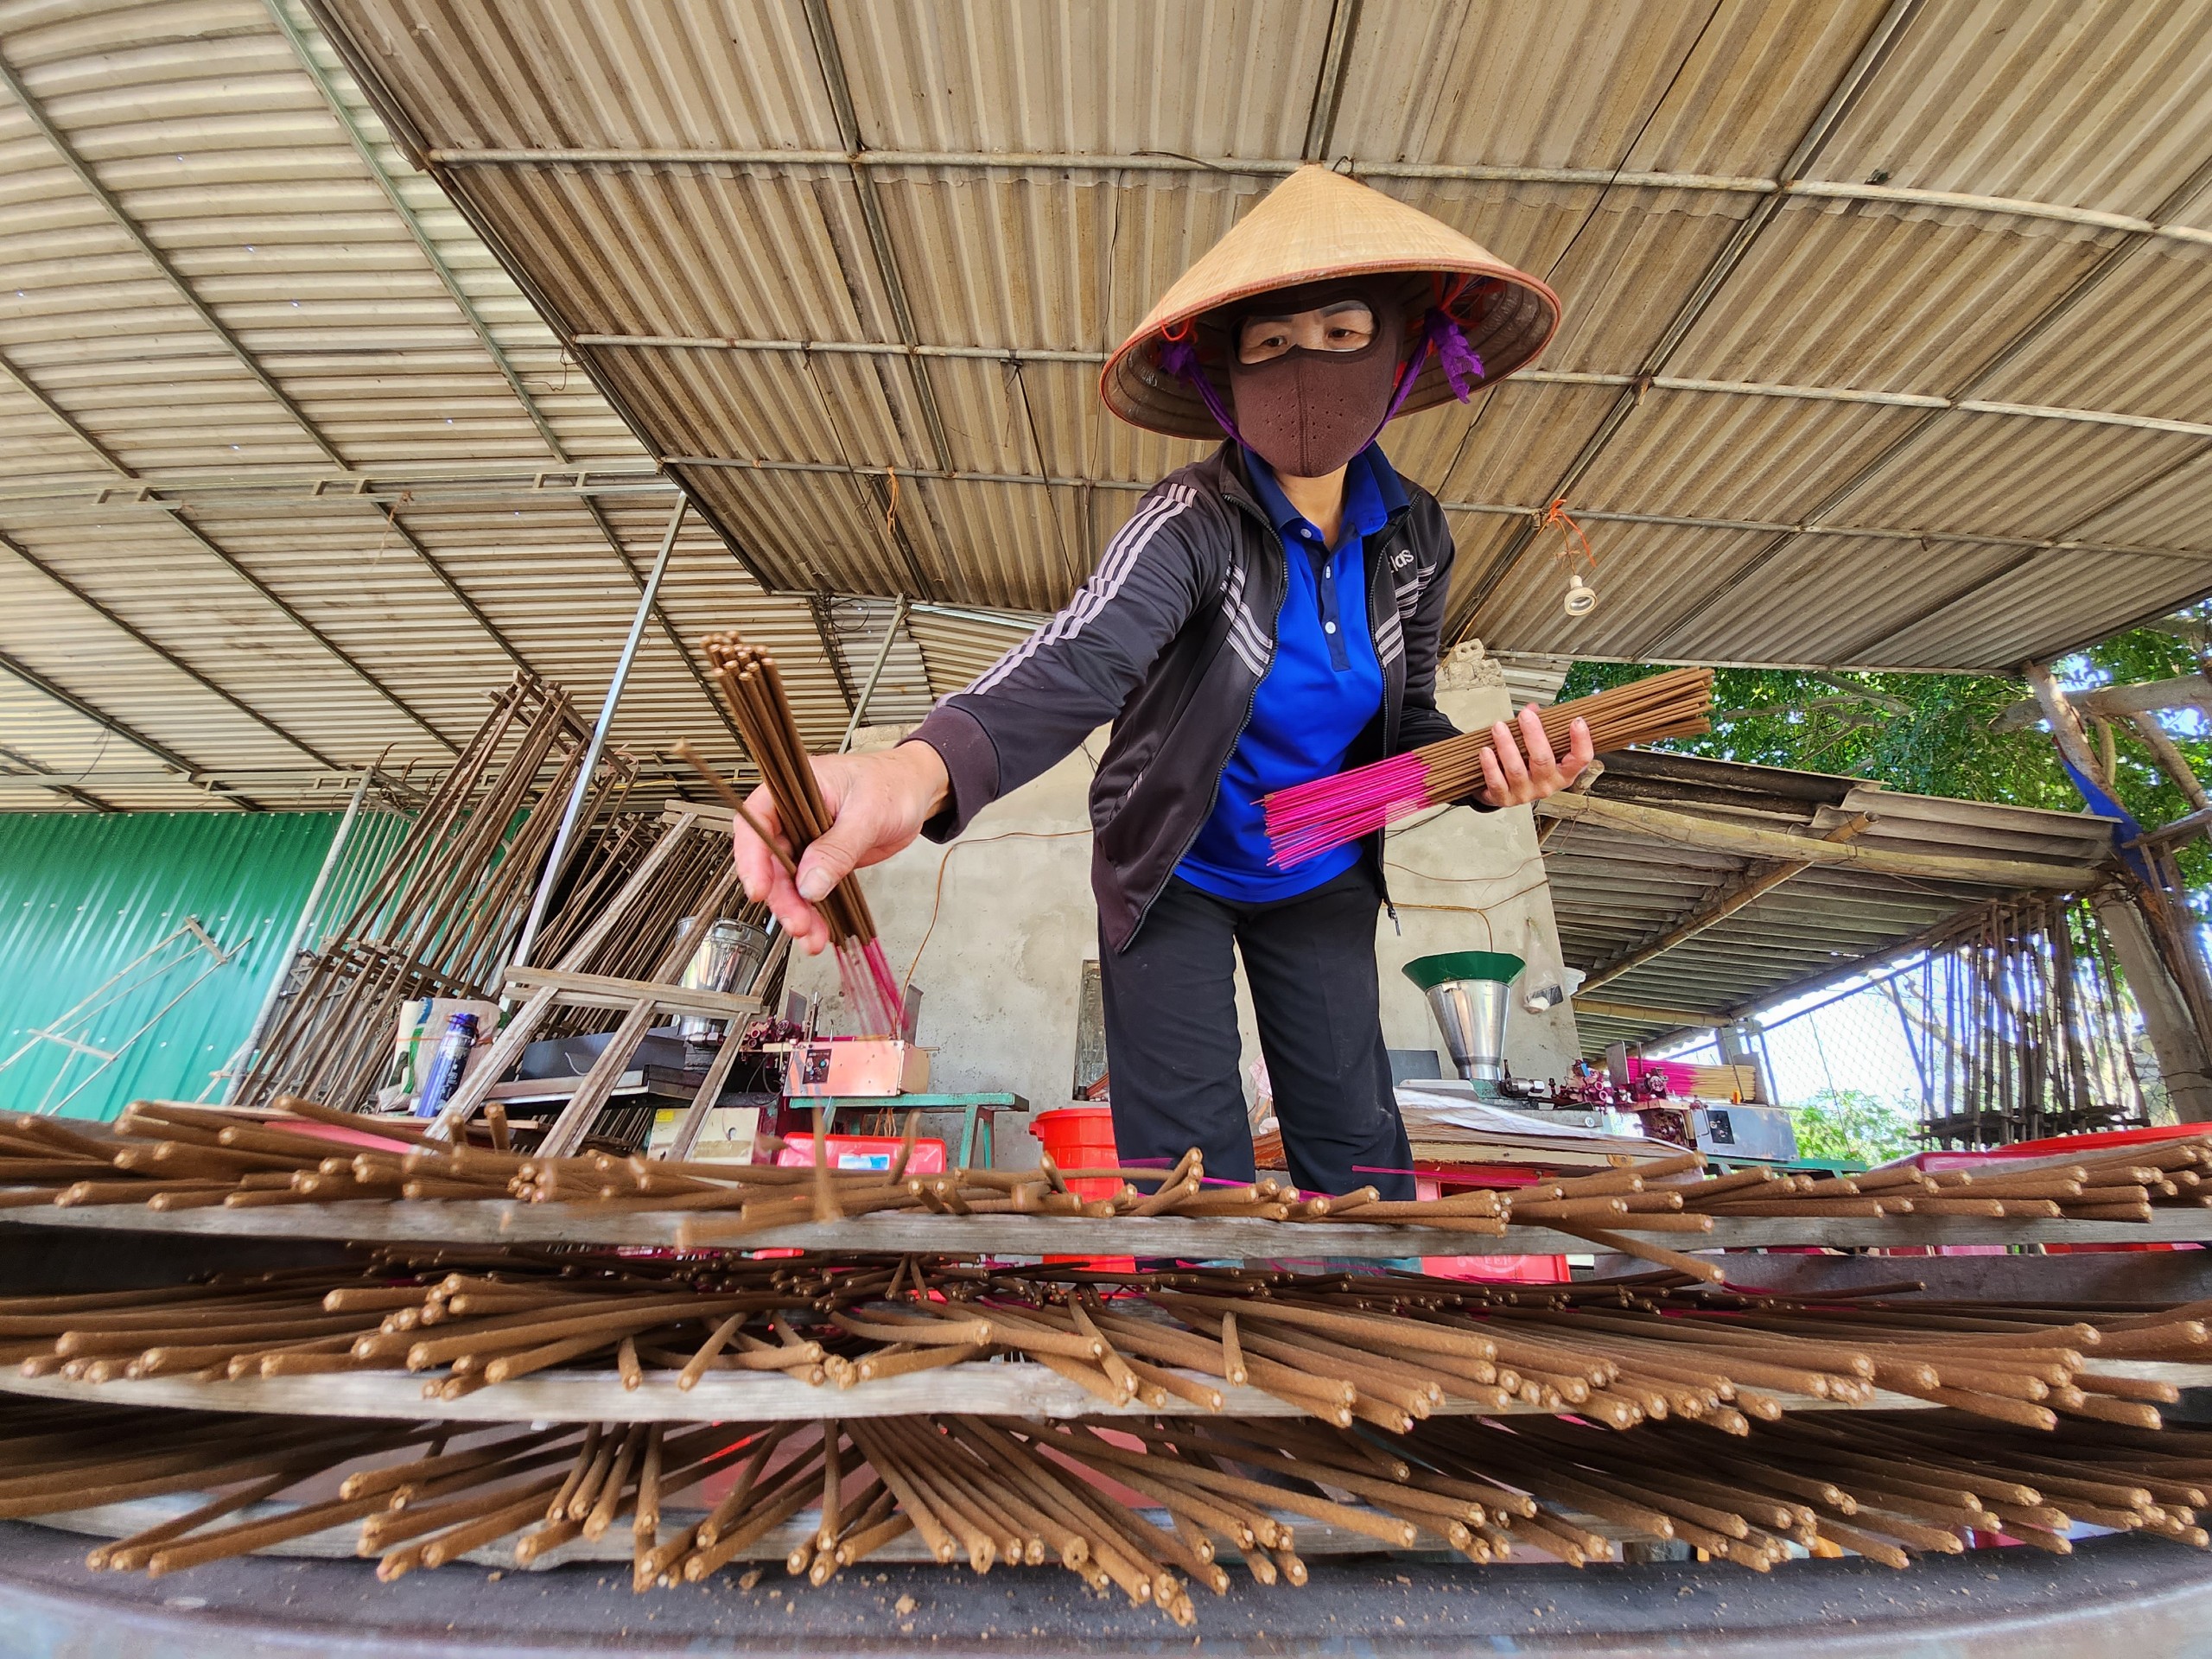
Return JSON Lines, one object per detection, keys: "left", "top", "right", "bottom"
{"left": 964, "top": 486, "right": 1197, "bottom": 695}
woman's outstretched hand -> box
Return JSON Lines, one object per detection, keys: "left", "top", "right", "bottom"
{"left": 1472, "top": 708, "right": 1594, "bottom": 809}
{"left": 731, "top": 742, "right": 950, "bottom": 954}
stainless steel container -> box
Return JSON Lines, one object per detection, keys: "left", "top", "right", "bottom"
{"left": 1402, "top": 950, "right": 1524, "bottom": 1088}
{"left": 675, "top": 918, "right": 772, "bottom": 1047}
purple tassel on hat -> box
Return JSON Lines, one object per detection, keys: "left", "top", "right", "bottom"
{"left": 1157, "top": 332, "right": 1247, "bottom": 446}
{"left": 1377, "top": 307, "right": 1484, "bottom": 426}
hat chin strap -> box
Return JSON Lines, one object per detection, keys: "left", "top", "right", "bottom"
{"left": 1157, "top": 330, "right": 1248, "bottom": 447}
{"left": 1158, "top": 308, "right": 1484, "bottom": 449}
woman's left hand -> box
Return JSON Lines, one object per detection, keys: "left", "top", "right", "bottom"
{"left": 1473, "top": 708, "right": 1594, "bottom": 808}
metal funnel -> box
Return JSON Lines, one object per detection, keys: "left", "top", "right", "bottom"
{"left": 1402, "top": 951, "right": 1524, "bottom": 1084}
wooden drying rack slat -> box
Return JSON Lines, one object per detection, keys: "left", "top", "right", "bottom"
{"left": 11, "top": 1360, "right": 2205, "bottom": 1426}
{"left": 8, "top": 1197, "right": 2212, "bottom": 1255}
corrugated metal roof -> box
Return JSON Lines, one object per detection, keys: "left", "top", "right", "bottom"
{"left": 0, "top": 0, "right": 855, "bottom": 809}
{"left": 5, "top": 0, "right": 2212, "bottom": 813}
{"left": 1543, "top": 749, "right": 2117, "bottom": 1054}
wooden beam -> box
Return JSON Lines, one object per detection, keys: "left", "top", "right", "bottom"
{"left": 2136, "top": 802, "right": 2212, "bottom": 850}
{"left": 496, "top": 967, "right": 762, "bottom": 1022}
{"left": 1577, "top": 817, "right": 1872, "bottom": 995}
{"left": 1572, "top": 996, "right": 1726, "bottom": 1027}
{"left": 1536, "top": 792, "right": 2104, "bottom": 888}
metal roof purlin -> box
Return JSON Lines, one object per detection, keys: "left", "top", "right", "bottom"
{"left": 1827, "top": 150, "right": 2212, "bottom": 665}
{"left": 1456, "top": 0, "right": 1933, "bottom": 636}
{"left": 0, "top": 742, "right": 122, "bottom": 814}
{"left": 0, "top": 45, "right": 474, "bottom": 753}
{"left": 413, "top": 149, "right": 2212, "bottom": 254}
{"left": 264, "top": 0, "right": 741, "bottom": 740}
{"left": 569, "top": 340, "right": 2212, "bottom": 443}
{"left": 0, "top": 650, "right": 260, "bottom": 811}
{"left": 795, "top": 0, "right": 959, "bottom": 530}
{"left": 0, "top": 531, "right": 348, "bottom": 773}
{"left": 259, "top": 0, "right": 572, "bottom": 464}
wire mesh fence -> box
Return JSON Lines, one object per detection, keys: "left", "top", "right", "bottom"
{"left": 1653, "top": 894, "right": 2168, "bottom": 1158}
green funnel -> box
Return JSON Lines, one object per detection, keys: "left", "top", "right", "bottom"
{"left": 1402, "top": 951, "right": 1523, "bottom": 1084}
{"left": 1402, "top": 951, "right": 1525, "bottom": 991}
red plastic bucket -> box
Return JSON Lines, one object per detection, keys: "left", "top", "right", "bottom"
{"left": 1414, "top": 1175, "right": 1568, "bottom": 1283}
{"left": 1027, "top": 1107, "right": 1133, "bottom": 1269}
{"left": 1028, "top": 1107, "right": 1122, "bottom": 1202}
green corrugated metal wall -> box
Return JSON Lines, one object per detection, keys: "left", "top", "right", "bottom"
{"left": 0, "top": 813, "right": 341, "bottom": 1120}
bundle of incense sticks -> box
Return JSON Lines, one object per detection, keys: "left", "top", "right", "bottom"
{"left": 12, "top": 1401, "right": 2212, "bottom": 1612}
{"left": 696, "top": 632, "right": 904, "bottom": 1034}
{"left": 11, "top": 1106, "right": 2212, "bottom": 1278}
{"left": 1261, "top": 664, "right": 1715, "bottom": 868}
{"left": 14, "top": 1242, "right": 2204, "bottom": 1433}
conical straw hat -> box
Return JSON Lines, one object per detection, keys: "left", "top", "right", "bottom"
{"left": 1101, "top": 164, "right": 1560, "bottom": 440}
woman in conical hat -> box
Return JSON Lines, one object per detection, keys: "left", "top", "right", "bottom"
{"left": 735, "top": 166, "right": 1591, "bottom": 1198}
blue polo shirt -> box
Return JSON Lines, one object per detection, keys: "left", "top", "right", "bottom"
{"left": 1174, "top": 446, "right": 1395, "bottom": 903}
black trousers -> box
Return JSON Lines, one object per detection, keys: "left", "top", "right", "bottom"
{"left": 1100, "top": 867, "right": 1416, "bottom": 1199}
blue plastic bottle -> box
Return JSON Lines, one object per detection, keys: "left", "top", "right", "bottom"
{"left": 414, "top": 1011, "right": 480, "bottom": 1117}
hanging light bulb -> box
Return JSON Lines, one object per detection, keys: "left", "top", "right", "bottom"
{"left": 1564, "top": 571, "right": 1598, "bottom": 617}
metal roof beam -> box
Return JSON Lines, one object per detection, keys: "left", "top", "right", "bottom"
{"left": 1456, "top": 0, "right": 1931, "bottom": 632}
{"left": 8, "top": 458, "right": 2209, "bottom": 573}
{"left": 796, "top": 0, "right": 959, "bottom": 504}
{"left": 1654, "top": 150, "right": 2212, "bottom": 664}
{"left": 806, "top": 591, "right": 859, "bottom": 713}
{"left": 0, "top": 743, "right": 122, "bottom": 814}
{"left": 262, "top": 0, "right": 575, "bottom": 465}
{"left": 1302, "top": 0, "right": 1362, "bottom": 162}
{"left": 0, "top": 467, "right": 671, "bottom": 516}
{"left": 0, "top": 531, "right": 347, "bottom": 772}
{"left": 580, "top": 337, "right": 2212, "bottom": 442}
{"left": 0, "top": 649, "right": 264, "bottom": 810}
{"left": 660, "top": 456, "right": 2212, "bottom": 571}
{"left": 421, "top": 149, "right": 2212, "bottom": 255}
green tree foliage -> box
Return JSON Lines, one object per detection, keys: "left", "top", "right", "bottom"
{"left": 1560, "top": 609, "right": 2212, "bottom": 898}
{"left": 1787, "top": 1087, "right": 1922, "bottom": 1166}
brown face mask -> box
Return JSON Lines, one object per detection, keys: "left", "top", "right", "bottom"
{"left": 1225, "top": 285, "right": 1405, "bottom": 478}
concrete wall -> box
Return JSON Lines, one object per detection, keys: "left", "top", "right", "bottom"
{"left": 788, "top": 645, "right": 1582, "bottom": 1165}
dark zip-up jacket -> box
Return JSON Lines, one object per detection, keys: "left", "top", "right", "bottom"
{"left": 906, "top": 442, "right": 1477, "bottom": 954}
